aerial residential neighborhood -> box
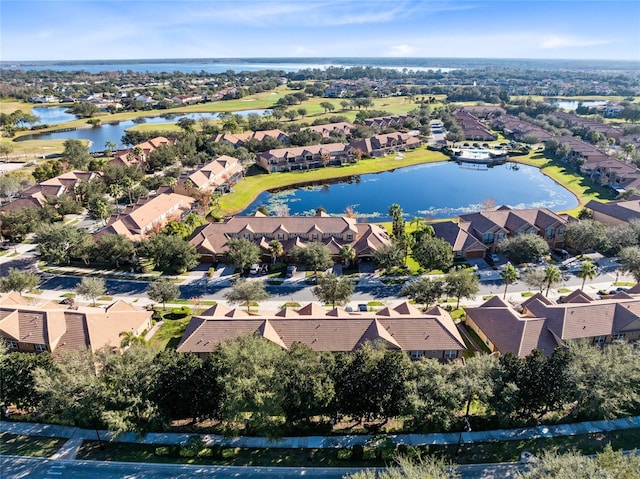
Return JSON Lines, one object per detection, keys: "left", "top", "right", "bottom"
{"left": 1, "top": 0, "right": 640, "bottom": 477}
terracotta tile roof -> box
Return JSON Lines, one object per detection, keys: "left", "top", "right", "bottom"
{"left": 177, "top": 301, "right": 465, "bottom": 354}
{"left": 432, "top": 221, "right": 487, "bottom": 255}
{"left": 0, "top": 295, "right": 152, "bottom": 353}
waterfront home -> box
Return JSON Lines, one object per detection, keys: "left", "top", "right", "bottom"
{"left": 586, "top": 197, "right": 640, "bottom": 226}
{"left": 109, "top": 136, "right": 176, "bottom": 169}
{"left": 454, "top": 206, "right": 572, "bottom": 253}
{"left": 454, "top": 110, "right": 497, "bottom": 141}
{"left": 188, "top": 211, "right": 391, "bottom": 263}
{"left": 174, "top": 155, "right": 243, "bottom": 195}
{"left": 0, "top": 292, "right": 152, "bottom": 354}
{"left": 177, "top": 301, "right": 465, "bottom": 360}
{"left": 256, "top": 143, "right": 351, "bottom": 173}
{"left": 306, "top": 122, "right": 355, "bottom": 139}
{"left": 465, "top": 290, "right": 640, "bottom": 357}
{"left": 431, "top": 221, "right": 488, "bottom": 259}
{"left": 93, "top": 192, "right": 195, "bottom": 241}
{"left": 209, "top": 129, "right": 290, "bottom": 149}
{"left": 349, "top": 132, "right": 422, "bottom": 157}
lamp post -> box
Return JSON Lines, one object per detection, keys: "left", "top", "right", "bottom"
{"left": 455, "top": 416, "right": 472, "bottom": 457}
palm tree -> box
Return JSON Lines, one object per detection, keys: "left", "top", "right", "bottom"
{"left": 544, "top": 265, "right": 562, "bottom": 297}
{"left": 500, "top": 264, "right": 519, "bottom": 299}
{"left": 339, "top": 244, "right": 356, "bottom": 268}
{"left": 119, "top": 330, "right": 146, "bottom": 348}
{"left": 577, "top": 260, "right": 597, "bottom": 290}
{"left": 268, "top": 239, "right": 283, "bottom": 264}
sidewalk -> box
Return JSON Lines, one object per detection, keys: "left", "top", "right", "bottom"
{"left": 2, "top": 415, "right": 639, "bottom": 458}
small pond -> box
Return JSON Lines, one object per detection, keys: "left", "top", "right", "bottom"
{"left": 18, "top": 109, "right": 269, "bottom": 151}
{"left": 241, "top": 161, "right": 578, "bottom": 221}
{"left": 31, "top": 106, "right": 78, "bottom": 125}
{"left": 549, "top": 100, "right": 608, "bottom": 111}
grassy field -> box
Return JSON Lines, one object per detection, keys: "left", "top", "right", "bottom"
{"left": 0, "top": 433, "right": 67, "bottom": 457}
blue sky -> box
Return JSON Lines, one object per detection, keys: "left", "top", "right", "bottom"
{"left": 2, "top": 0, "right": 639, "bottom": 61}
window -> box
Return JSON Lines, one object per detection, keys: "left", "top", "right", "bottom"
{"left": 278, "top": 233, "right": 284, "bottom": 240}
{"left": 546, "top": 227, "right": 555, "bottom": 238}
{"left": 594, "top": 336, "right": 606, "bottom": 345}
{"left": 444, "top": 350, "right": 457, "bottom": 359}
{"left": 613, "top": 333, "right": 625, "bottom": 341}
{"left": 410, "top": 350, "right": 425, "bottom": 359}
{"left": 484, "top": 233, "right": 494, "bottom": 243}
{"left": 6, "top": 340, "right": 18, "bottom": 349}
{"left": 496, "top": 233, "right": 505, "bottom": 241}
{"left": 346, "top": 234, "right": 353, "bottom": 241}
{"left": 312, "top": 233, "right": 318, "bottom": 240}
{"left": 34, "top": 344, "right": 47, "bottom": 352}
{"left": 243, "top": 232, "right": 250, "bottom": 239}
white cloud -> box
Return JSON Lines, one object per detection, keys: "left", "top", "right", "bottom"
{"left": 389, "top": 44, "right": 416, "bottom": 56}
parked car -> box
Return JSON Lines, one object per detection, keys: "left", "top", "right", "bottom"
{"left": 286, "top": 265, "right": 297, "bottom": 278}
{"left": 489, "top": 253, "right": 500, "bottom": 263}
{"left": 358, "top": 304, "right": 368, "bottom": 312}
{"left": 553, "top": 248, "right": 569, "bottom": 260}
{"left": 250, "top": 264, "right": 260, "bottom": 275}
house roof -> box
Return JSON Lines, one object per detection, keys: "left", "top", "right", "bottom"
{"left": 177, "top": 301, "right": 465, "bottom": 354}
{"left": 0, "top": 295, "right": 152, "bottom": 353}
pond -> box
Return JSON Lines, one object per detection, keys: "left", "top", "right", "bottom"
{"left": 549, "top": 100, "right": 608, "bottom": 111}
{"left": 18, "top": 109, "right": 269, "bottom": 151}
{"left": 31, "top": 106, "right": 78, "bottom": 125}
{"left": 241, "top": 161, "right": 578, "bottom": 221}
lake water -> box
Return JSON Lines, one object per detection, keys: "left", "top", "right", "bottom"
{"left": 19, "top": 109, "right": 268, "bottom": 151}
{"left": 31, "top": 107, "right": 77, "bottom": 125}
{"left": 551, "top": 100, "right": 608, "bottom": 111}
{"left": 241, "top": 161, "right": 578, "bottom": 220}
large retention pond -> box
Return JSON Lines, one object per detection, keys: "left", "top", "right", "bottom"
{"left": 20, "top": 108, "right": 269, "bottom": 151}
{"left": 242, "top": 161, "right": 578, "bottom": 221}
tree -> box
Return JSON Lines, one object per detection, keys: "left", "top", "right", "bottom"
{"left": 119, "top": 331, "right": 147, "bottom": 348}
{"left": 412, "top": 236, "right": 453, "bottom": 272}
{"left": 374, "top": 241, "right": 405, "bottom": 271}
{"left": 388, "top": 203, "right": 405, "bottom": 241}
{"left": 0, "top": 268, "right": 40, "bottom": 296}
{"left": 225, "top": 238, "right": 261, "bottom": 274}
{"left": 577, "top": 260, "right": 597, "bottom": 290}
{"left": 445, "top": 267, "right": 479, "bottom": 309}
{"left": 292, "top": 242, "right": 333, "bottom": 277}
{"left": 76, "top": 277, "right": 106, "bottom": 306}
{"left": 87, "top": 195, "right": 114, "bottom": 225}
{"left": 268, "top": 239, "right": 283, "bottom": 264}
{"left": 319, "top": 102, "right": 335, "bottom": 114}
{"left": 312, "top": 273, "right": 354, "bottom": 308}
{"left": 500, "top": 264, "right": 519, "bottom": 299}
{"left": 522, "top": 267, "right": 547, "bottom": 293}
{"left": 338, "top": 244, "right": 356, "bottom": 267}
{"left": 93, "top": 234, "right": 134, "bottom": 269}
{"left": 176, "top": 117, "right": 196, "bottom": 133}
{"left": 213, "top": 335, "right": 285, "bottom": 433}
{"left": 141, "top": 234, "right": 199, "bottom": 274}
{"left": 401, "top": 277, "right": 444, "bottom": 309}
{"left": 564, "top": 220, "right": 607, "bottom": 253}
{"left": 0, "top": 349, "right": 54, "bottom": 412}
{"left": 543, "top": 265, "right": 562, "bottom": 297}
{"left": 152, "top": 350, "right": 222, "bottom": 423}
{"left": 147, "top": 279, "right": 180, "bottom": 311}
{"left": 35, "top": 224, "right": 93, "bottom": 265}
{"left": 275, "top": 343, "right": 335, "bottom": 425}
{"left": 62, "top": 139, "right": 92, "bottom": 170}
{"left": 498, "top": 234, "right": 549, "bottom": 265}
{"left": 33, "top": 350, "right": 108, "bottom": 441}
{"left": 224, "top": 279, "right": 269, "bottom": 313}
{"left": 453, "top": 353, "right": 497, "bottom": 424}
{"left": 518, "top": 446, "right": 640, "bottom": 479}
{"left": 618, "top": 245, "right": 640, "bottom": 281}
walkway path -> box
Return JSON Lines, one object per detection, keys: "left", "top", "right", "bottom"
{"left": 2, "top": 415, "right": 639, "bottom": 460}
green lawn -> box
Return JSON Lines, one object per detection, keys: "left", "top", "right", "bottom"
{"left": 148, "top": 317, "right": 191, "bottom": 350}
{"left": 0, "top": 433, "right": 67, "bottom": 457}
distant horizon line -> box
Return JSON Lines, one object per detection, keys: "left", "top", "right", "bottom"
{"left": 2, "top": 56, "right": 638, "bottom": 64}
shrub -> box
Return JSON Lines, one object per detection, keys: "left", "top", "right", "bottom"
{"left": 209, "top": 444, "right": 222, "bottom": 459}
{"left": 180, "top": 436, "right": 206, "bottom": 458}
{"left": 221, "top": 447, "right": 240, "bottom": 459}
{"left": 155, "top": 445, "right": 180, "bottom": 457}
{"left": 351, "top": 444, "right": 364, "bottom": 461}
{"left": 337, "top": 449, "right": 351, "bottom": 461}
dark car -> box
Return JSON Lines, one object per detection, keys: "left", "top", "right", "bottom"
{"left": 358, "top": 304, "right": 368, "bottom": 312}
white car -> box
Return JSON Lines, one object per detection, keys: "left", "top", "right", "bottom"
{"left": 249, "top": 264, "right": 260, "bottom": 275}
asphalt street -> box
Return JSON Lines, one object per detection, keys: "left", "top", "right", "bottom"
{"left": 0, "top": 455, "right": 524, "bottom": 479}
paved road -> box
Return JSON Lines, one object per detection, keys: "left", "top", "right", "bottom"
{"left": 0, "top": 455, "right": 524, "bottom": 479}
